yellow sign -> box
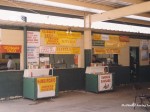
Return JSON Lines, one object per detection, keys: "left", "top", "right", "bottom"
{"left": 37, "top": 77, "right": 56, "bottom": 92}
{"left": 56, "top": 47, "right": 80, "bottom": 54}
{"left": 105, "top": 41, "right": 127, "bottom": 48}
{"left": 94, "top": 48, "right": 120, "bottom": 54}
{"left": 109, "top": 35, "right": 120, "bottom": 42}
{"left": 92, "top": 34, "right": 101, "bottom": 40}
{"left": 39, "top": 83, "right": 55, "bottom": 92}
{"left": 40, "top": 29, "right": 81, "bottom": 39}
{"left": 40, "top": 30, "right": 55, "bottom": 38}
{"left": 45, "top": 37, "right": 76, "bottom": 46}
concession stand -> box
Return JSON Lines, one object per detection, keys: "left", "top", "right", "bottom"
{"left": 0, "top": 45, "right": 21, "bottom": 70}
{"left": 85, "top": 34, "right": 130, "bottom": 93}
{"left": 23, "top": 29, "right": 82, "bottom": 100}
{"left": 85, "top": 66, "right": 114, "bottom": 93}
{"left": 23, "top": 68, "right": 59, "bottom": 100}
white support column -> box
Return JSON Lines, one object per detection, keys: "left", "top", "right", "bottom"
{"left": 84, "top": 14, "right": 92, "bottom": 49}
{"left": 84, "top": 14, "right": 92, "bottom": 67}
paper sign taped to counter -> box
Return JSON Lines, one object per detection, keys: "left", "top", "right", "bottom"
{"left": 37, "top": 77, "right": 56, "bottom": 98}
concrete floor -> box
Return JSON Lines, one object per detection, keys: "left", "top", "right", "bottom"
{"left": 0, "top": 84, "right": 150, "bottom": 112}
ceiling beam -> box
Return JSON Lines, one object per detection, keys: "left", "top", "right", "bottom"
{"left": 112, "top": 18, "right": 150, "bottom": 26}
{"left": 0, "top": 19, "right": 149, "bottom": 37}
{"left": 120, "top": 0, "right": 144, "bottom": 4}
{"left": 0, "top": 0, "right": 149, "bottom": 26}
{"left": 0, "top": 0, "right": 85, "bottom": 16}
{"left": 91, "top": 1, "right": 150, "bottom": 22}
{"left": 46, "top": 0, "right": 150, "bottom": 18}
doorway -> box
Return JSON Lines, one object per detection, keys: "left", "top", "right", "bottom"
{"left": 129, "top": 47, "right": 139, "bottom": 83}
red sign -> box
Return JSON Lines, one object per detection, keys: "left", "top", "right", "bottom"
{"left": 0, "top": 45, "right": 21, "bottom": 53}
{"left": 119, "top": 36, "right": 129, "bottom": 42}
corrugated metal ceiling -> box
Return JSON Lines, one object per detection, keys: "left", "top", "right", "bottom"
{"left": 76, "top": 0, "right": 132, "bottom": 8}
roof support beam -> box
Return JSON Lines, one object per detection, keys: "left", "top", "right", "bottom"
{"left": 46, "top": 0, "right": 150, "bottom": 18}
{"left": 0, "top": 0, "right": 85, "bottom": 16}
{"left": 120, "top": 0, "right": 144, "bottom": 4}
{"left": 91, "top": 1, "right": 150, "bottom": 22}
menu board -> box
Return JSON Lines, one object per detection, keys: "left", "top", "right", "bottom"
{"left": 27, "top": 31, "right": 40, "bottom": 47}
{"left": 27, "top": 46, "right": 39, "bottom": 65}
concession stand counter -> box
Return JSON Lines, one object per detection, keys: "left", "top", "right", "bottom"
{"left": 85, "top": 66, "right": 114, "bottom": 93}
{"left": 23, "top": 69, "right": 59, "bottom": 100}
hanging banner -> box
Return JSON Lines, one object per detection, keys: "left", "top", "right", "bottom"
{"left": 27, "top": 31, "right": 40, "bottom": 47}
{"left": 98, "top": 73, "right": 113, "bottom": 91}
{"left": 45, "top": 37, "right": 77, "bottom": 46}
{"left": 94, "top": 48, "right": 120, "bottom": 54}
{"left": 119, "top": 36, "right": 129, "bottom": 42}
{"left": 140, "top": 40, "right": 149, "bottom": 61}
{"left": 109, "top": 35, "right": 120, "bottom": 42}
{"left": 56, "top": 47, "right": 80, "bottom": 54}
{"left": 92, "top": 40, "right": 105, "bottom": 46}
{"left": 0, "top": 45, "right": 21, "bottom": 53}
{"left": 37, "top": 77, "right": 56, "bottom": 98}
{"left": 27, "top": 46, "right": 39, "bottom": 64}
{"left": 40, "top": 29, "right": 81, "bottom": 39}
{"left": 92, "top": 34, "right": 101, "bottom": 40}
{"left": 39, "top": 46, "right": 56, "bottom": 54}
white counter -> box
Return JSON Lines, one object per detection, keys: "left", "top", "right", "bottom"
{"left": 24, "top": 69, "right": 53, "bottom": 77}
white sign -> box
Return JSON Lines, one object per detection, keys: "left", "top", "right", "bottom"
{"left": 140, "top": 40, "right": 148, "bottom": 50}
{"left": 101, "top": 34, "right": 109, "bottom": 41}
{"left": 23, "top": 69, "right": 50, "bottom": 77}
{"left": 98, "top": 73, "right": 113, "bottom": 91}
{"left": 27, "top": 46, "right": 39, "bottom": 65}
{"left": 37, "top": 77, "right": 56, "bottom": 98}
{"left": 37, "top": 85, "right": 55, "bottom": 98}
{"left": 27, "top": 31, "right": 40, "bottom": 47}
{"left": 86, "top": 66, "right": 108, "bottom": 74}
{"left": 39, "top": 46, "right": 56, "bottom": 54}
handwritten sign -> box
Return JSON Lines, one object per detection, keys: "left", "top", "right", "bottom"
{"left": 94, "top": 48, "right": 120, "bottom": 54}
{"left": 37, "top": 77, "right": 56, "bottom": 98}
{"left": 105, "top": 41, "right": 127, "bottom": 48}
{"left": 40, "top": 29, "right": 81, "bottom": 39}
{"left": 56, "top": 47, "right": 80, "bottom": 54}
{"left": 39, "top": 46, "right": 56, "bottom": 54}
{"left": 0, "top": 45, "right": 21, "bottom": 53}
{"left": 45, "top": 37, "right": 77, "bottom": 46}
{"left": 92, "top": 34, "right": 101, "bottom": 40}
{"left": 98, "top": 73, "right": 113, "bottom": 91}
{"left": 27, "top": 31, "right": 40, "bottom": 47}
{"left": 27, "top": 46, "right": 39, "bottom": 65}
